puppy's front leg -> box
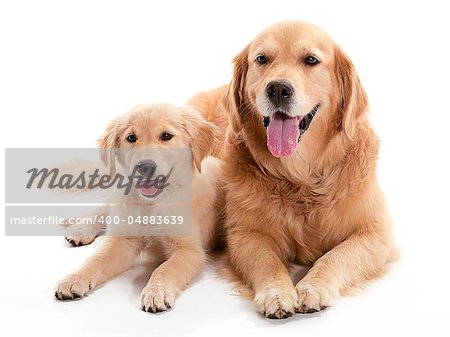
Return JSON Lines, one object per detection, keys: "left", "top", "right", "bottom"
{"left": 228, "top": 230, "right": 297, "bottom": 319}
{"left": 296, "top": 230, "right": 391, "bottom": 313}
{"left": 140, "top": 238, "right": 205, "bottom": 313}
{"left": 55, "top": 237, "right": 139, "bottom": 300}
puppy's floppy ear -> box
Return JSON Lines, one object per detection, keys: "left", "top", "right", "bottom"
{"left": 97, "top": 116, "right": 124, "bottom": 177}
{"left": 181, "top": 108, "right": 218, "bottom": 173}
{"left": 334, "top": 46, "right": 368, "bottom": 138}
{"left": 227, "top": 44, "right": 250, "bottom": 134}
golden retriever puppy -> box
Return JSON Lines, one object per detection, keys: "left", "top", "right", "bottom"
{"left": 189, "top": 21, "right": 397, "bottom": 319}
{"left": 55, "top": 103, "right": 223, "bottom": 313}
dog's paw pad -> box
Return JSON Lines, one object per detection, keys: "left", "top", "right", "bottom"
{"left": 254, "top": 284, "right": 297, "bottom": 319}
{"left": 54, "top": 275, "right": 92, "bottom": 301}
{"left": 140, "top": 284, "right": 177, "bottom": 313}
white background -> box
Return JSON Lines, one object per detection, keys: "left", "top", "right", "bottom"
{"left": 1, "top": 0, "right": 450, "bottom": 336}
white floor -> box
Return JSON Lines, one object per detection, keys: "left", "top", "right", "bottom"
{"left": 0, "top": 234, "right": 448, "bottom": 337}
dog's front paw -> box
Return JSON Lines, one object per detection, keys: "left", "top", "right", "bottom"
{"left": 254, "top": 284, "right": 298, "bottom": 319}
{"left": 295, "top": 281, "right": 336, "bottom": 313}
{"left": 140, "top": 283, "right": 178, "bottom": 313}
{"left": 54, "top": 274, "right": 93, "bottom": 301}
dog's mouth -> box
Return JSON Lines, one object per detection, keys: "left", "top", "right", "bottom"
{"left": 137, "top": 167, "right": 172, "bottom": 198}
{"left": 263, "top": 104, "right": 320, "bottom": 158}
{"left": 139, "top": 179, "right": 163, "bottom": 198}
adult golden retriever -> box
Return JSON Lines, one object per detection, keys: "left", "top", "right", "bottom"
{"left": 189, "top": 21, "right": 397, "bottom": 319}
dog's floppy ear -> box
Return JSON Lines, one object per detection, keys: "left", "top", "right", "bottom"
{"left": 334, "top": 46, "right": 368, "bottom": 138}
{"left": 97, "top": 116, "right": 124, "bottom": 177}
{"left": 227, "top": 44, "right": 250, "bottom": 134}
{"left": 181, "top": 108, "right": 218, "bottom": 173}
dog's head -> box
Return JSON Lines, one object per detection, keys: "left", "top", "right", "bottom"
{"left": 98, "top": 103, "right": 216, "bottom": 201}
{"left": 229, "top": 21, "right": 368, "bottom": 158}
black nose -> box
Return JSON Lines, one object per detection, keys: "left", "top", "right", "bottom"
{"left": 136, "top": 160, "right": 157, "bottom": 178}
{"left": 265, "top": 80, "right": 294, "bottom": 107}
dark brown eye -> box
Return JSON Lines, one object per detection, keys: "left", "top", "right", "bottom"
{"left": 127, "top": 134, "right": 137, "bottom": 143}
{"left": 256, "top": 55, "right": 268, "bottom": 65}
{"left": 160, "top": 132, "right": 173, "bottom": 141}
{"left": 304, "top": 55, "right": 320, "bottom": 65}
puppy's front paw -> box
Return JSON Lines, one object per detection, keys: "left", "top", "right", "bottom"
{"left": 54, "top": 274, "right": 92, "bottom": 301}
{"left": 295, "top": 281, "right": 336, "bottom": 313}
{"left": 254, "top": 284, "right": 298, "bottom": 319}
{"left": 140, "top": 283, "right": 178, "bottom": 313}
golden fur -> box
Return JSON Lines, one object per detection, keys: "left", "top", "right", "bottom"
{"left": 55, "top": 103, "right": 224, "bottom": 312}
{"left": 189, "top": 21, "right": 397, "bottom": 318}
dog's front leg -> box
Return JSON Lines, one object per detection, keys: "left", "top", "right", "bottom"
{"left": 295, "top": 230, "right": 392, "bottom": 313}
{"left": 55, "top": 237, "right": 139, "bottom": 300}
{"left": 228, "top": 230, "right": 297, "bottom": 319}
{"left": 140, "top": 237, "right": 205, "bottom": 313}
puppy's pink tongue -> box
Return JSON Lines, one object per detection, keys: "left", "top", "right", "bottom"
{"left": 140, "top": 180, "right": 159, "bottom": 197}
{"left": 266, "top": 113, "right": 300, "bottom": 157}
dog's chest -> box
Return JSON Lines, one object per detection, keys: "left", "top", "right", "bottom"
{"left": 269, "top": 180, "right": 337, "bottom": 263}
{"left": 273, "top": 179, "right": 328, "bottom": 218}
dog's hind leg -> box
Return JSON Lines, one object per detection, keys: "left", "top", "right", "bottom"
{"left": 63, "top": 206, "right": 108, "bottom": 247}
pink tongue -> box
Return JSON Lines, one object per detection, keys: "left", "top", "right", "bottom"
{"left": 267, "top": 113, "right": 301, "bottom": 157}
{"left": 140, "top": 180, "right": 159, "bottom": 197}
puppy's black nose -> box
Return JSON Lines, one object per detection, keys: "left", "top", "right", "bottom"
{"left": 136, "top": 160, "right": 157, "bottom": 178}
{"left": 265, "top": 80, "right": 294, "bottom": 107}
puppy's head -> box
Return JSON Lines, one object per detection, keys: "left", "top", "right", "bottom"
{"left": 229, "top": 21, "right": 368, "bottom": 158}
{"left": 98, "top": 103, "right": 216, "bottom": 200}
